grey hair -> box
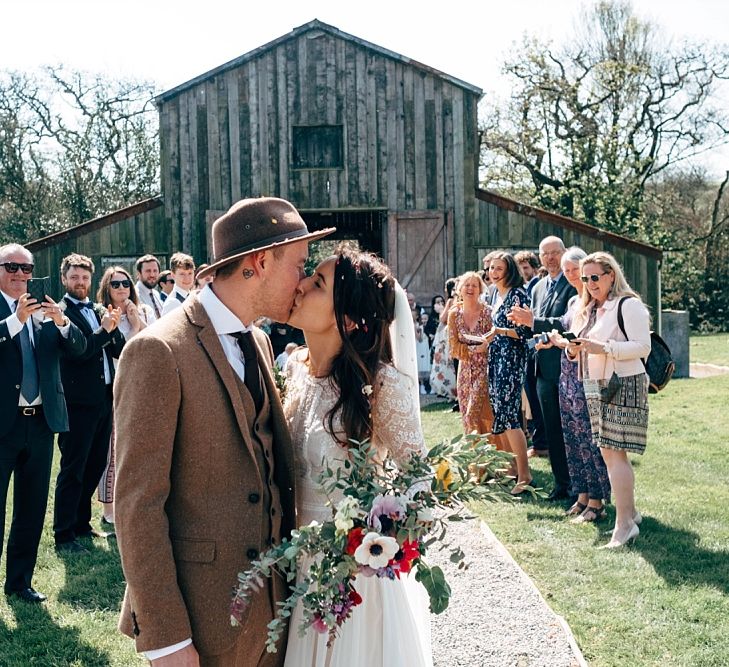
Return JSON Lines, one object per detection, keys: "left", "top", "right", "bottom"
{"left": 0, "top": 243, "right": 32, "bottom": 263}
{"left": 561, "top": 246, "right": 587, "bottom": 267}
{"left": 539, "top": 236, "right": 566, "bottom": 252}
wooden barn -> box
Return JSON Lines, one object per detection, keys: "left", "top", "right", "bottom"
{"left": 24, "top": 19, "right": 663, "bottom": 322}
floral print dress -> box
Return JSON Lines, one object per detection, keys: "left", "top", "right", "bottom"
{"left": 448, "top": 304, "right": 494, "bottom": 435}
{"left": 487, "top": 287, "right": 530, "bottom": 434}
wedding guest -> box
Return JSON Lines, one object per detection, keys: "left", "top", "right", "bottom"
{"left": 160, "top": 252, "right": 195, "bottom": 316}
{"left": 430, "top": 280, "right": 458, "bottom": 403}
{"left": 514, "top": 250, "right": 541, "bottom": 296}
{"left": 94, "top": 267, "right": 153, "bottom": 527}
{"left": 424, "top": 295, "right": 444, "bottom": 347}
{"left": 194, "top": 264, "right": 214, "bottom": 290}
{"left": 537, "top": 248, "right": 611, "bottom": 522}
{"left": 509, "top": 236, "right": 577, "bottom": 501}
{"left": 415, "top": 317, "right": 431, "bottom": 395}
{"left": 448, "top": 272, "right": 493, "bottom": 435}
{"left": 482, "top": 252, "right": 532, "bottom": 494}
{"left": 566, "top": 252, "right": 650, "bottom": 548}
{"left": 134, "top": 254, "right": 163, "bottom": 320}
{"left": 156, "top": 271, "right": 174, "bottom": 301}
{"left": 275, "top": 341, "right": 297, "bottom": 371}
{"left": 55, "top": 254, "right": 125, "bottom": 553}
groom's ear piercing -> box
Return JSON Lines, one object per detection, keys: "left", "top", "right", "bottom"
{"left": 242, "top": 269, "right": 254, "bottom": 279}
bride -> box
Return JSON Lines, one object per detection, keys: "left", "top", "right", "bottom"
{"left": 282, "top": 245, "right": 433, "bottom": 667}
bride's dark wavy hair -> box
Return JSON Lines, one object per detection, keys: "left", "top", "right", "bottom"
{"left": 325, "top": 244, "right": 397, "bottom": 445}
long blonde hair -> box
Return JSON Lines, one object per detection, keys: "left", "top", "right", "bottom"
{"left": 572, "top": 251, "right": 643, "bottom": 333}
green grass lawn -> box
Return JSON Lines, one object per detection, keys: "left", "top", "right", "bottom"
{"left": 690, "top": 332, "right": 729, "bottom": 366}
{"left": 2, "top": 374, "right": 727, "bottom": 665}
{"left": 423, "top": 374, "right": 729, "bottom": 667}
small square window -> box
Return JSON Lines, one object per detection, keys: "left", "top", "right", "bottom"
{"left": 292, "top": 125, "right": 343, "bottom": 169}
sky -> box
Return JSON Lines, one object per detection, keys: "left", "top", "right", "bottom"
{"left": 3, "top": 0, "right": 729, "bottom": 175}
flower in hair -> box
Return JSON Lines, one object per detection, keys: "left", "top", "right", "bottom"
{"left": 362, "top": 384, "right": 373, "bottom": 397}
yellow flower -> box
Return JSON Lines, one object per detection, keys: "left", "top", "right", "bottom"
{"left": 435, "top": 460, "right": 453, "bottom": 490}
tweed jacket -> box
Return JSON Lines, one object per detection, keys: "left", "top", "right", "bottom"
{"left": 530, "top": 274, "right": 577, "bottom": 381}
{"left": 0, "top": 296, "right": 86, "bottom": 437}
{"left": 113, "top": 294, "right": 297, "bottom": 657}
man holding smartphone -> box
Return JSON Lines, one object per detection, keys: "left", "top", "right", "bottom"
{"left": 0, "top": 243, "right": 86, "bottom": 602}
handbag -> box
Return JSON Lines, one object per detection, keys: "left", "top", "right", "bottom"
{"left": 616, "top": 297, "right": 675, "bottom": 393}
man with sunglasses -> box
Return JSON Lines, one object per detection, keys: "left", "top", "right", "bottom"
{"left": 54, "top": 253, "right": 126, "bottom": 554}
{"left": 0, "top": 244, "right": 86, "bottom": 602}
{"left": 156, "top": 271, "right": 175, "bottom": 301}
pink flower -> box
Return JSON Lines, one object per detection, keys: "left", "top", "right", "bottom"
{"left": 311, "top": 615, "right": 328, "bottom": 634}
{"left": 368, "top": 494, "right": 407, "bottom": 532}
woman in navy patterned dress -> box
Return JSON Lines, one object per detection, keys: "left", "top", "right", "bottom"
{"left": 484, "top": 252, "right": 532, "bottom": 494}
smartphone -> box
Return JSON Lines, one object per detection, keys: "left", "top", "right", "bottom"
{"left": 563, "top": 332, "right": 576, "bottom": 341}
{"left": 26, "top": 277, "right": 51, "bottom": 304}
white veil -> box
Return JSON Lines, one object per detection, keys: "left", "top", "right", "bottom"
{"left": 389, "top": 281, "right": 421, "bottom": 427}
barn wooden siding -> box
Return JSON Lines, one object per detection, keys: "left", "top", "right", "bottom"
{"left": 475, "top": 190, "right": 662, "bottom": 324}
{"left": 25, "top": 198, "right": 166, "bottom": 299}
{"left": 156, "top": 20, "right": 482, "bottom": 266}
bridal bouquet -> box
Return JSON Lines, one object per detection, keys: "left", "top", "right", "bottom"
{"left": 231, "top": 433, "right": 524, "bottom": 652}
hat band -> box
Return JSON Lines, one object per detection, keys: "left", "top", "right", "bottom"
{"left": 215, "top": 227, "right": 312, "bottom": 262}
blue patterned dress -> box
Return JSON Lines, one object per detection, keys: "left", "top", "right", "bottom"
{"left": 488, "top": 287, "right": 530, "bottom": 434}
{"left": 559, "top": 299, "right": 611, "bottom": 500}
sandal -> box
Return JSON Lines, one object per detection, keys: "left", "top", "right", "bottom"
{"left": 566, "top": 501, "right": 587, "bottom": 517}
{"left": 571, "top": 504, "right": 606, "bottom": 524}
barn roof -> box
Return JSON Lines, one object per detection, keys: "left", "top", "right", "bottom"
{"left": 476, "top": 189, "right": 663, "bottom": 260}
{"left": 155, "top": 19, "right": 484, "bottom": 105}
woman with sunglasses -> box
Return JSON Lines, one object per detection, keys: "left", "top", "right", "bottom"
{"left": 95, "top": 267, "right": 154, "bottom": 526}
{"left": 563, "top": 252, "right": 651, "bottom": 548}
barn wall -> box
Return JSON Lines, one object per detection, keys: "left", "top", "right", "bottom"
{"left": 159, "top": 30, "right": 480, "bottom": 261}
{"left": 473, "top": 198, "right": 662, "bottom": 323}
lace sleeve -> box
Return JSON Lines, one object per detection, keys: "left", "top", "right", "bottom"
{"left": 371, "top": 364, "right": 427, "bottom": 465}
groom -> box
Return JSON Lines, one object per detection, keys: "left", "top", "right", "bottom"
{"left": 114, "top": 197, "right": 334, "bottom": 666}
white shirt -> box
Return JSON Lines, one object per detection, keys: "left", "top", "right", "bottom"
{"left": 144, "top": 283, "right": 252, "bottom": 661}
{"left": 2, "top": 289, "right": 71, "bottom": 406}
{"left": 160, "top": 285, "right": 190, "bottom": 317}
{"left": 135, "top": 280, "right": 162, "bottom": 321}
{"left": 64, "top": 294, "right": 112, "bottom": 385}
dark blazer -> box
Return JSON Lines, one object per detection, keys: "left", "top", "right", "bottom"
{"left": 59, "top": 298, "right": 126, "bottom": 406}
{"left": 0, "top": 297, "right": 86, "bottom": 437}
{"left": 530, "top": 275, "right": 577, "bottom": 381}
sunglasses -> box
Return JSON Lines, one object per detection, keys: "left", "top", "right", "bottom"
{"left": 580, "top": 273, "right": 608, "bottom": 283}
{"left": 110, "top": 279, "right": 132, "bottom": 289}
{"left": 1, "top": 262, "right": 34, "bottom": 274}
{"left": 161, "top": 278, "right": 175, "bottom": 284}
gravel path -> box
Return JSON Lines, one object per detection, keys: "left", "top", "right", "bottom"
{"left": 429, "top": 519, "right": 586, "bottom": 667}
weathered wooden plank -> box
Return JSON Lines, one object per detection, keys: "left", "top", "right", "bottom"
{"left": 366, "top": 53, "right": 378, "bottom": 207}
{"left": 355, "top": 48, "right": 368, "bottom": 205}
{"left": 385, "top": 58, "right": 398, "bottom": 211}
{"left": 265, "top": 51, "right": 278, "bottom": 196}
{"left": 217, "top": 73, "right": 231, "bottom": 212}
{"left": 402, "top": 66, "right": 415, "bottom": 210}
{"left": 178, "top": 93, "right": 192, "bottom": 256}
{"left": 451, "top": 88, "right": 467, "bottom": 268}
{"left": 205, "top": 78, "right": 222, "bottom": 218}
{"left": 345, "top": 40, "right": 359, "bottom": 206}
{"left": 227, "top": 69, "right": 241, "bottom": 202}
{"left": 238, "top": 67, "right": 252, "bottom": 198}
{"left": 248, "top": 59, "right": 261, "bottom": 196}
{"left": 258, "top": 55, "right": 271, "bottom": 196}
{"left": 276, "top": 45, "right": 290, "bottom": 201}
{"left": 188, "top": 90, "right": 200, "bottom": 251}
{"left": 413, "top": 72, "right": 427, "bottom": 210}
{"left": 195, "top": 86, "right": 209, "bottom": 245}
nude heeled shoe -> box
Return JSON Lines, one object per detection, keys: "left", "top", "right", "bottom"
{"left": 599, "top": 523, "right": 639, "bottom": 549}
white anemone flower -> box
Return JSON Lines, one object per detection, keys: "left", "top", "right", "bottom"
{"left": 353, "top": 532, "right": 399, "bottom": 569}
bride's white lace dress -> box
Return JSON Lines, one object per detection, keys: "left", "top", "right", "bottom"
{"left": 282, "top": 350, "right": 433, "bottom": 667}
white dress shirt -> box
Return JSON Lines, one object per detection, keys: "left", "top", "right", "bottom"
{"left": 160, "top": 285, "right": 190, "bottom": 317}
{"left": 64, "top": 294, "right": 112, "bottom": 385}
{"left": 135, "top": 280, "right": 162, "bottom": 321}
{"left": 2, "top": 289, "right": 71, "bottom": 406}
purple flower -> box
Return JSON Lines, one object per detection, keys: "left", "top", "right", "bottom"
{"left": 368, "top": 494, "right": 407, "bottom": 532}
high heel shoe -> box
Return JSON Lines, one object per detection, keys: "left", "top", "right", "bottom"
{"left": 599, "top": 523, "right": 639, "bottom": 549}
{"left": 633, "top": 511, "right": 642, "bottom": 526}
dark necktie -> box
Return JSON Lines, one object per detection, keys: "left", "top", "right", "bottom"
{"left": 14, "top": 301, "right": 40, "bottom": 403}
{"left": 149, "top": 291, "right": 161, "bottom": 319}
{"left": 231, "top": 331, "right": 263, "bottom": 412}
{"left": 540, "top": 280, "right": 557, "bottom": 317}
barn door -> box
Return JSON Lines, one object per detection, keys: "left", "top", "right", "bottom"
{"left": 386, "top": 210, "right": 452, "bottom": 305}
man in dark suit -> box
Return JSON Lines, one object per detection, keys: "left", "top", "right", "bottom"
{"left": 0, "top": 243, "right": 86, "bottom": 602}
{"left": 510, "top": 236, "right": 577, "bottom": 500}
{"left": 54, "top": 253, "right": 126, "bottom": 552}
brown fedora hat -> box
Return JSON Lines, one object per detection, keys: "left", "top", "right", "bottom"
{"left": 197, "top": 197, "right": 335, "bottom": 279}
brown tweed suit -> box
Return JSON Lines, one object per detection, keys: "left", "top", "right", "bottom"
{"left": 114, "top": 294, "right": 297, "bottom": 665}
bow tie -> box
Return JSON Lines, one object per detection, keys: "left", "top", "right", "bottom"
{"left": 75, "top": 301, "right": 95, "bottom": 310}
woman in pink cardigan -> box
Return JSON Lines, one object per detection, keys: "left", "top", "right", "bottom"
{"left": 564, "top": 252, "right": 651, "bottom": 549}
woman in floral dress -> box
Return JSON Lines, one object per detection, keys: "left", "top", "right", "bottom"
{"left": 447, "top": 272, "right": 493, "bottom": 435}
{"left": 484, "top": 253, "right": 532, "bottom": 493}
